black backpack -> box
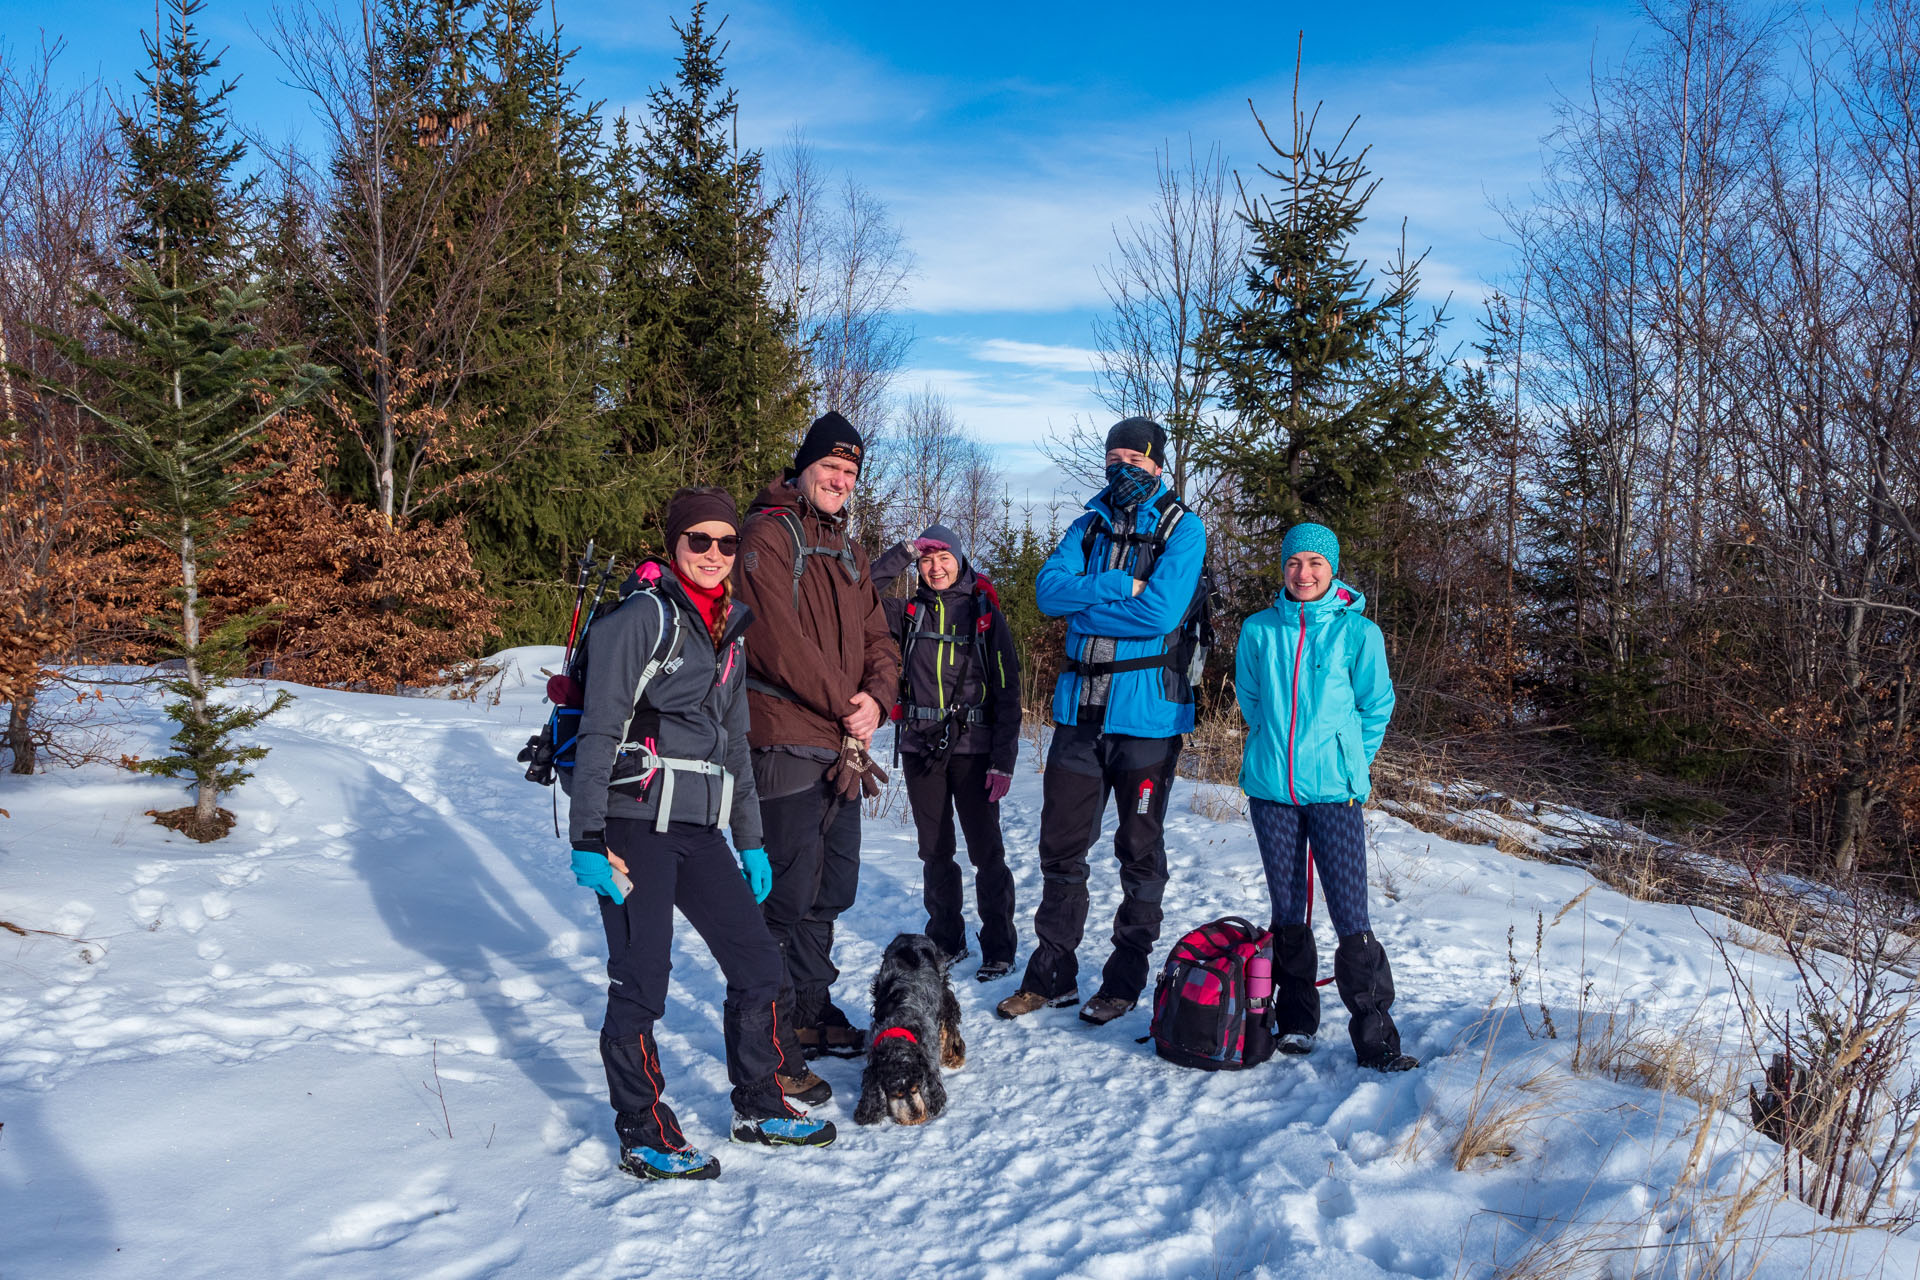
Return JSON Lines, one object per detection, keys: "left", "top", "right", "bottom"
{"left": 519, "top": 573, "right": 685, "bottom": 787}
{"left": 1147, "top": 916, "right": 1278, "bottom": 1071}
{"left": 1075, "top": 490, "right": 1223, "bottom": 687}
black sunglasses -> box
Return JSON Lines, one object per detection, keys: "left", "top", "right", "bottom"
{"left": 681, "top": 531, "right": 739, "bottom": 555}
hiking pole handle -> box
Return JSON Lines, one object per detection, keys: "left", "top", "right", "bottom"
{"left": 562, "top": 538, "right": 598, "bottom": 661}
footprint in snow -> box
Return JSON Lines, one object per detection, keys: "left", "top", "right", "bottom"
{"left": 305, "top": 1172, "right": 457, "bottom": 1255}
{"left": 128, "top": 888, "right": 168, "bottom": 928}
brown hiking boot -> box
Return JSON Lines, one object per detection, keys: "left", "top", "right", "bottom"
{"left": 818, "top": 1023, "right": 866, "bottom": 1058}
{"left": 995, "top": 988, "right": 1078, "bottom": 1020}
{"left": 777, "top": 1069, "right": 832, "bottom": 1105}
{"left": 1078, "top": 995, "right": 1136, "bottom": 1026}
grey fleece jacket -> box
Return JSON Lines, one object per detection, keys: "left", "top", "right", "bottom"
{"left": 564, "top": 569, "right": 762, "bottom": 850}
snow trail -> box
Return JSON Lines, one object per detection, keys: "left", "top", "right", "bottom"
{"left": 2, "top": 649, "right": 1912, "bottom": 1278}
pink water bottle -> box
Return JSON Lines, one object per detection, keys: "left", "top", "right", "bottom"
{"left": 1247, "top": 953, "right": 1273, "bottom": 1006}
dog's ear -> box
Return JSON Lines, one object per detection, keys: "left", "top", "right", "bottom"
{"left": 854, "top": 1073, "right": 885, "bottom": 1125}
{"left": 905, "top": 934, "right": 941, "bottom": 971}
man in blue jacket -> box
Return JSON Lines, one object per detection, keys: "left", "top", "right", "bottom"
{"left": 996, "top": 418, "right": 1207, "bottom": 1027}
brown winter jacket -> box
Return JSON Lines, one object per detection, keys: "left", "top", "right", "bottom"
{"left": 737, "top": 478, "right": 899, "bottom": 752}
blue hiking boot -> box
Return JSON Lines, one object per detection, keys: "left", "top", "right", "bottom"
{"left": 731, "top": 1112, "right": 837, "bottom": 1148}
{"left": 619, "top": 1144, "right": 721, "bottom": 1181}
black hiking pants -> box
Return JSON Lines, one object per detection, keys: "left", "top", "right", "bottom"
{"left": 598, "top": 818, "right": 793, "bottom": 1152}
{"left": 902, "top": 749, "right": 1017, "bottom": 966}
{"left": 758, "top": 774, "right": 862, "bottom": 1032}
{"left": 1021, "top": 722, "right": 1182, "bottom": 1004}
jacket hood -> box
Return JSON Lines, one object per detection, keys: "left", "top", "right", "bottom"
{"left": 1276, "top": 577, "right": 1367, "bottom": 617}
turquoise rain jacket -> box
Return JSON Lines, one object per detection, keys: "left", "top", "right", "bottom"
{"left": 1235, "top": 580, "right": 1395, "bottom": 805}
{"left": 1037, "top": 477, "right": 1207, "bottom": 739}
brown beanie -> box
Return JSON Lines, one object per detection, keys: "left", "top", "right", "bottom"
{"left": 664, "top": 486, "right": 740, "bottom": 551}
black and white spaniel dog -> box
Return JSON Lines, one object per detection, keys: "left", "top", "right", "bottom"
{"left": 854, "top": 933, "right": 966, "bottom": 1126}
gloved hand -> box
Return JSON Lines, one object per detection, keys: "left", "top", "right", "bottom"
{"left": 738, "top": 847, "right": 772, "bottom": 903}
{"left": 985, "top": 769, "right": 1013, "bottom": 804}
{"left": 828, "top": 735, "right": 889, "bottom": 802}
{"left": 571, "top": 845, "right": 627, "bottom": 905}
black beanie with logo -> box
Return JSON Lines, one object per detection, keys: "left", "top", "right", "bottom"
{"left": 792, "top": 411, "right": 865, "bottom": 476}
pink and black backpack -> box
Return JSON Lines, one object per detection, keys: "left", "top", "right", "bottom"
{"left": 1148, "top": 916, "right": 1278, "bottom": 1071}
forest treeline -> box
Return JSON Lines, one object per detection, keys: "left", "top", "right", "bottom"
{"left": 1, "top": 0, "right": 1916, "bottom": 875}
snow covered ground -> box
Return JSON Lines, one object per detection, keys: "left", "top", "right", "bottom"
{"left": 3, "top": 651, "right": 1916, "bottom": 1279}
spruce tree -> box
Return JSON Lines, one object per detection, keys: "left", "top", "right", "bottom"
{"left": 41, "top": 268, "right": 326, "bottom": 839}
{"left": 609, "top": 3, "right": 808, "bottom": 507}
{"left": 118, "top": 0, "right": 252, "bottom": 289}
{"left": 48, "top": 7, "right": 325, "bottom": 839}
{"left": 1201, "top": 95, "right": 1451, "bottom": 563}
{"left": 450, "top": 0, "right": 619, "bottom": 642}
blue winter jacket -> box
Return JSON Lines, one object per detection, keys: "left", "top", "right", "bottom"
{"left": 1236, "top": 580, "right": 1395, "bottom": 805}
{"left": 1037, "top": 477, "right": 1207, "bottom": 739}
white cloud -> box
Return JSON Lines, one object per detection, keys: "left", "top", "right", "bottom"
{"left": 971, "top": 339, "right": 1105, "bottom": 373}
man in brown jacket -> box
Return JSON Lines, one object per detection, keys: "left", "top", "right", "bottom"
{"left": 738, "top": 412, "right": 899, "bottom": 1059}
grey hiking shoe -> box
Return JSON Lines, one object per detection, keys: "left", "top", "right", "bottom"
{"left": 1278, "top": 1033, "right": 1315, "bottom": 1055}
{"left": 1078, "top": 995, "right": 1136, "bottom": 1026}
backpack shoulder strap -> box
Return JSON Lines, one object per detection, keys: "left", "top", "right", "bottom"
{"left": 614, "top": 588, "right": 686, "bottom": 747}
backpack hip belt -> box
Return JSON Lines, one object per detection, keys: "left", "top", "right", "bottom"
{"left": 901, "top": 703, "right": 988, "bottom": 725}
{"left": 1063, "top": 651, "right": 1180, "bottom": 678}
{"left": 611, "top": 748, "right": 735, "bottom": 833}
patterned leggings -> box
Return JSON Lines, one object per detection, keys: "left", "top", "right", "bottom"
{"left": 1248, "top": 798, "right": 1370, "bottom": 935}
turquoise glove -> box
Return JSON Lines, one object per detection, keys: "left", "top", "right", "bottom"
{"left": 571, "top": 847, "right": 627, "bottom": 905}
{"left": 738, "top": 848, "right": 771, "bottom": 903}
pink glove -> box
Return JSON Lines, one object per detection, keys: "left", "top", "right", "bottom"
{"left": 913, "top": 537, "right": 951, "bottom": 555}
{"left": 985, "top": 770, "right": 1013, "bottom": 804}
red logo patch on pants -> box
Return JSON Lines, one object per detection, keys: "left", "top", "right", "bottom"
{"left": 1137, "top": 780, "right": 1153, "bottom": 814}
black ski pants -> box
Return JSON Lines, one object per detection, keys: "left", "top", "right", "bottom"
{"left": 598, "top": 818, "right": 792, "bottom": 1152}
{"left": 1248, "top": 798, "right": 1403, "bottom": 1065}
{"left": 758, "top": 774, "right": 862, "bottom": 1031}
{"left": 1021, "top": 724, "right": 1182, "bottom": 1004}
{"left": 902, "top": 749, "right": 1017, "bottom": 965}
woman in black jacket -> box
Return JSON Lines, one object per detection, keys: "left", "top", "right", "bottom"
{"left": 566, "top": 487, "right": 834, "bottom": 1181}
{"left": 873, "top": 523, "right": 1023, "bottom": 980}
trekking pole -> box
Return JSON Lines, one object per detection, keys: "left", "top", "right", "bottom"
{"left": 561, "top": 538, "right": 597, "bottom": 665}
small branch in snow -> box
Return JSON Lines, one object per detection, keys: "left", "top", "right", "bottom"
{"left": 422, "top": 1039, "right": 453, "bottom": 1139}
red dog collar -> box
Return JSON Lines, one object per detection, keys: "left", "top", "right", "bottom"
{"left": 870, "top": 1027, "right": 919, "bottom": 1048}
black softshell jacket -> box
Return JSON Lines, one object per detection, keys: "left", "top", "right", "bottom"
{"left": 565, "top": 569, "right": 762, "bottom": 849}
{"left": 872, "top": 543, "right": 1022, "bottom": 773}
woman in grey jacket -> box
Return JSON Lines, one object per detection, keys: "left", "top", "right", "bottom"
{"left": 567, "top": 487, "right": 835, "bottom": 1181}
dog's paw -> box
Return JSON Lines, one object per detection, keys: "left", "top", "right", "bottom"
{"left": 941, "top": 1029, "right": 966, "bottom": 1071}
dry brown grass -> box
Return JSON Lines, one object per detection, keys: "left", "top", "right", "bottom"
{"left": 1569, "top": 1005, "right": 1728, "bottom": 1105}
{"left": 1187, "top": 783, "right": 1248, "bottom": 823}
{"left": 1181, "top": 708, "right": 1244, "bottom": 786}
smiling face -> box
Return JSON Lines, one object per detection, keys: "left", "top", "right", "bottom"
{"left": 796, "top": 456, "right": 859, "bottom": 515}
{"left": 673, "top": 519, "right": 736, "bottom": 590}
{"left": 1285, "top": 551, "right": 1332, "bottom": 603}
{"left": 918, "top": 548, "right": 960, "bottom": 589}
{"left": 1104, "top": 446, "right": 1161, "bottom": 476}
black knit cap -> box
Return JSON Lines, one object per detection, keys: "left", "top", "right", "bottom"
{"left": 1105, "top": 416, "right": 1167, "bottom": 467}
{"left": 792, "top": 411, "right": 864, "bottom": 476}
{"left": 664, "top": 486, "right": 740, "bottom": 551}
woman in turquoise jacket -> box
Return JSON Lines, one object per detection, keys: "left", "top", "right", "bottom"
{"left": 1236, "top": 523, "right": 1415, "bottom": 1072}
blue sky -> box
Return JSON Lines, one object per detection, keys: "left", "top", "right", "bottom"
{"left": 7, "top": 0, "right": 1643, "bottom": 489}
